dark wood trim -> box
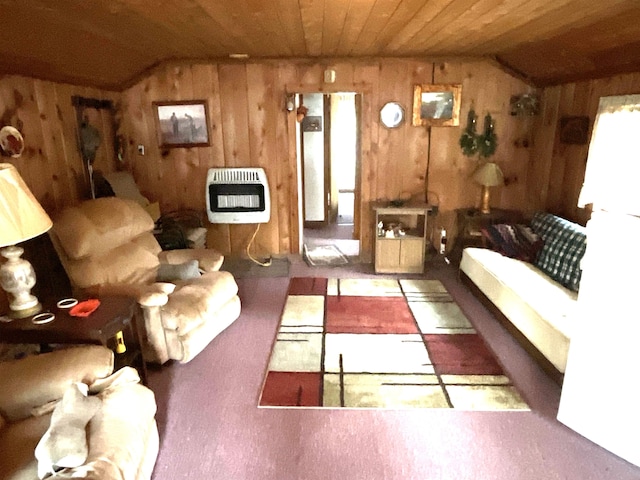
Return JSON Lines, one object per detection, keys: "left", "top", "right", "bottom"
{"left": 459, "top": 271, "right": 565, "bottom": 386}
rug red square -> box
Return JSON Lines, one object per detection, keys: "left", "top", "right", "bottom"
{"left": 287, "top": 277, "right": 328, "bottom": 296}
{"left": 326, "top": 296, "right": 418, "bottom": 334}
{"left": 424, "top": 334, "right": 505, "bottom": 375}
{"left": 260, "top": 371, "right": 322, "bottom": 407}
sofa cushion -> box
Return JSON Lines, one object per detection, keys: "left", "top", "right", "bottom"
{"left": 531, "top": 212, "right": 587, "bottom": 292}
{"left": 35, "top": 383, "right": 101, "bottom": 479}
{"left": 461, "top": 247, "right": 577, "bottom": 373}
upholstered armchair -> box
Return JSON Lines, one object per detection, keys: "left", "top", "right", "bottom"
{"left": 49, "top": 197, "right": 241, "bottom": 365}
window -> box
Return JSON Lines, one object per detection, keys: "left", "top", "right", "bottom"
{"left": 578, "top": 95, "right": 640, "bottom": 215}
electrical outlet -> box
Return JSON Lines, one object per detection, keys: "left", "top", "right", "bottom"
{"left": 137, "top": 145, "right": 145, "bottom": 155}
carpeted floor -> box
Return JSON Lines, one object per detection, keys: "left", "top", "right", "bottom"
{"left": 146, "top": 255, "right": 640, "bottom": 480}
{"left": 259, "top": 277, "right": 528, "bottom": 410}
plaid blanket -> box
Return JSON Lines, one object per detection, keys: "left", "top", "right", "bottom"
{"left": 530, "top": 212, "right": 587, "bottom": 292}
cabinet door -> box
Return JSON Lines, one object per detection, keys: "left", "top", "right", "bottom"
{"left": 375, "top": 239, "right": 401, "bottom": 271}
{"left": 399, "top": 238, "right": 424, "bottom": 272}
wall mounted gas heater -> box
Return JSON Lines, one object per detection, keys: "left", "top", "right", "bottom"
{"left": 205, "top": 167, "right": 271, "bottom": 224}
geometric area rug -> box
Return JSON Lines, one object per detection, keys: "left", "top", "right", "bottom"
{"left": 258, "top": 277, "right": 529, "bottom": 410}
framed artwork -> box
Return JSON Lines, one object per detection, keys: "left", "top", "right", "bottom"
{"left": 412, "top": 84, "right": 462, "bottom": 127}
{"left": 153, "top": 100, "right": 210, "bottom": 148}
{"left": 559, "top": 116, "right": 590, "bottom": 145}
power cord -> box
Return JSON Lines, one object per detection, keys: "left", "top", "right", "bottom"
{"left": 246, "top": 223, "right": 272, "bottom": 267}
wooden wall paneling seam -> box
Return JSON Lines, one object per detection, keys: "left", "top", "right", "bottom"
{"left": 203, "top": 64, "right": 232, "bottom": 254}
{"left": 189, "top": 64, "right": 214, "bottom": 212}
{"left": 162, "top": 65, "right": 193, "bottom": 212}
{"left": 246, "top": 63, "right": 279, "bottom": 255}
{"left": 528, "top": 85, "right": 561, "bottom": 213}
{"left": 55, "top": 84, "right": 83, "bottom": 209}
{"left": 27, "top": 80, "right": 57, "bottom": 209}
{"left": 354, "top": 63, "right": 380, "bottom": 261}
{"left": 33, "top": 81, "right": 68, "bottom": 212}
{"left": 218, "top": 63, "right": 253, "bottom": 254}
{"left": 125, "top": 76, "right": 156, "bottom": 201}
{"left": 276, "top": 63, "right": 299, "bottom": 254}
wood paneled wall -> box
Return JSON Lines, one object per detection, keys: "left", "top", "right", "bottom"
{"left": 529, "top": 71, "right": 640, "bottom": 225}
{"left": 0, "top": 75, "right": 117, "bottom": 312}
{"left": 120, "top": 58, "right": 536, "bottom": 259}
{"left": 0, "top": 75, "right": 118, "bottom": 214}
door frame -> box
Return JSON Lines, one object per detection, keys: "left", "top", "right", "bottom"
{"left": 287, "top": 83, "right": 371, "bottom": 258}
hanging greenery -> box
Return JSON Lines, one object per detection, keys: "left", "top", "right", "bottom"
{"left": 459, "top": 110, "right": 498, "bottom": 159}
{"left": 477, "top": 113, "right": 498, "bottom": 158}
{"left": 459, "top": 109, "right": 478, "bottom": 157}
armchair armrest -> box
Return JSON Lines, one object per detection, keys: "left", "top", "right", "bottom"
{"left": 158, "top": 248, "right": 224, "bottom": 272}
{"left": 0, "top": 346, "right": 114, "bottom": 422}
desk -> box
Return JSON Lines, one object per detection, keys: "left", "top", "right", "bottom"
{"left": 0, "top": 295, "right": 146, "bottom": 383}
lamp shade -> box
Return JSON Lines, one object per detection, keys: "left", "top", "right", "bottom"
{"left": 473, "top": 162, "right": 504, "bottom": 187}
{"left": 0, "top": 163, "right": 53, "bottom": 248}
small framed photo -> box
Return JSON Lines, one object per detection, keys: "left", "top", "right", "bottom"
{"left": 559, "top": 116, "right": 590, "bottom": 145}
{"left": 153, "top": 100, "right": 210, "bottom": 148}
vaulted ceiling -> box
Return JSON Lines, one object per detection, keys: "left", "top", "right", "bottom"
{"left": 2, "top": 0, "right": 640, "bottom": 91}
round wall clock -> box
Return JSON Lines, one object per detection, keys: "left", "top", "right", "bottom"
{"left": 380, "top": 102, "right": 405, "bottom": 128}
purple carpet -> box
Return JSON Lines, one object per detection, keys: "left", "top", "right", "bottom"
{"left": 147, "top": 255, "right": 640, "bottom": 479}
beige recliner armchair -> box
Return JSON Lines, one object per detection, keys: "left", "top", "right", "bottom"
{"left": 49, "top": 197, "right": 241, "bottom": 365}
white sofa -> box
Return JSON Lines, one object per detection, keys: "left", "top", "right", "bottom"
{"left": 459, "top": 212, "right": 587, "bottom": 384}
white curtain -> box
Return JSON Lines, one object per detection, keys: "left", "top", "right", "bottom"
{"left": 578, "top": 94, "right": 640, "bottom": 216}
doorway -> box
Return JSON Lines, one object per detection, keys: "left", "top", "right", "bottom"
{"left": 300, "top": 92, "right": 360, "bottom": 258}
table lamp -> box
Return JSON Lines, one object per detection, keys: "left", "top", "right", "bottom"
{"left": 473, "top": 162, "right": 504, "bottom": 214}
{"left": 0, "top": 163, "right": 53, "bottom": 318}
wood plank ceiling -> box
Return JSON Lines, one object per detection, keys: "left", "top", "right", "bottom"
{"left": 2, "top": 0, "right": 639, "bottom": 90}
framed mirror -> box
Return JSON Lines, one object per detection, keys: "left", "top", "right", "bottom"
{"left": 412, "top": 84, "right": 462, "bottom": 127}
{"left": 380, "top": 102, "right": 405, "bottom": 128}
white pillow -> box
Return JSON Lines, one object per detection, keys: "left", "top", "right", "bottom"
{"left": 35, "top": 383, "right": 101, "bottom": 479}
{"left": 156, "top": 260, "right": 201, "bottom": 282}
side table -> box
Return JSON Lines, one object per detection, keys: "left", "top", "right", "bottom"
{"left": 0, "top": 295, "right": 146, "bottom": 383}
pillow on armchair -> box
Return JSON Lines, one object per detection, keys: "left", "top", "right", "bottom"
{"left": 35, "top": 383, "right": 101, "bottom": 479}
{"left": 156, "top": 260, "right": 201, "bottom": 282}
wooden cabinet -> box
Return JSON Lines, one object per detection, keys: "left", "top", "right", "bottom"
{"left": 373, "top": 204, "right": 430, "bottom": 273}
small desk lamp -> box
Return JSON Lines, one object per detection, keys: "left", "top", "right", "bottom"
{"left": 473, "top": 162, "right": 504, "bottom": 214}
{"left": 0, "top": 163, "right": 53, "bottom": 318}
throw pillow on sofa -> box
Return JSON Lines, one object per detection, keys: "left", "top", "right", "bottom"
{"left": 530, "top": 212, "right": 587, "bottom": 292}
{"left": 481, "top": 223, "right": 543, "bottom": 262}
